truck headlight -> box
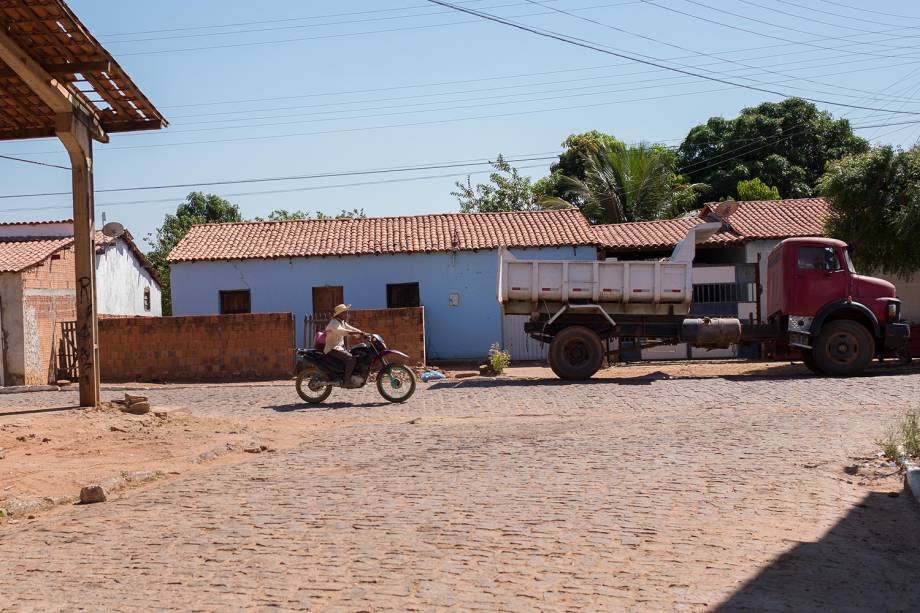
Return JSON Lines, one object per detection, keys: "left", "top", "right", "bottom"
{"left": 887, "top": 301, "right": 900, "bottom": 321}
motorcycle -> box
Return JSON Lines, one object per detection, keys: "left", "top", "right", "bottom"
{"left": 294, "top": 333, "right": 417, "bottom": 404}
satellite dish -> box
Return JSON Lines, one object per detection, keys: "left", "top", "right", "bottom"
{"left": 714, "top": 200, "right": 739, "bottom": 219}
{"left": 101, "top": 221, "right": 125, "bottom": 238}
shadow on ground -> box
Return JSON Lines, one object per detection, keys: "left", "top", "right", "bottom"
{"left": 267, "top": 401, "right": 390, "bottom": 412}
{"left": 0, "top": 405, "right": 82, "bottom": 418}
{"left": 714, "top": 490, "right": 920, "bottom": 612}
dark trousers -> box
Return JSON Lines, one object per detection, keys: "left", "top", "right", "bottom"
{"left": 329, "top": 348, "right": 356, "bottom": 379}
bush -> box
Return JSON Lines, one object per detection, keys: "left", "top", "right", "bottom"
{"left": 488, "top": 343, "right": 511, "bottom": 375}
{"left": 877, "top": 410, "right": 920, "bottom": 462}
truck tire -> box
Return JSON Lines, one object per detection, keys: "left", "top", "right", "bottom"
{"left": 800, "top": 349, "right": 823, "bottom": 375}
{"left": 811, "top": 319, "right": 875, "bottom": 376}
{"left": 549, "top": 326, "right": 604, "bottom": 380}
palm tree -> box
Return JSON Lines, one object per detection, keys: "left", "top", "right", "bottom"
{"left": 561, "top": 141, "right": 681, "bottom": 224}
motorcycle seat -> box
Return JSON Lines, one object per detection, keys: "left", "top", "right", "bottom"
{"left": 303, "top": 349, "right": 346, "bottom": 373}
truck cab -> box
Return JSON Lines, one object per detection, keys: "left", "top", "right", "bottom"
{"left": 767, "top": 237, "right": 910, "bottom": 375}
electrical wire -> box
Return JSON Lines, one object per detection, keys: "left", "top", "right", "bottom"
{"left": 0, "top": 163, "right": 552, "bottom": 215}
{"left": 517, "top": 0, "right": 920, "bottom": 112}
{"left": 427, "top": 0, "right": 920, "bottom": 115}
{"left": 818, "top": 0, "right": 920, "bottom": 22}
{"left": 0, "top": 154, "right": 68, "bottom": 170}
{"left": 0, "top": 154, "right": 561, "bottom": 200}
{"left": 639, "top": 0, "right": 918, "bottom": 56}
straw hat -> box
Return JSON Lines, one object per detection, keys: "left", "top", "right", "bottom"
{"left": 333, "top": 303, "right": 351, "bottom": 317}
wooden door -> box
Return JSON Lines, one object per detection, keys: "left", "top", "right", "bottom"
{"left": 312, "top": 286, "right": 343, "bottom": 316}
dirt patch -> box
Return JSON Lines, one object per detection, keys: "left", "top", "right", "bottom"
{"left": 0, "top": 400, "right": 299, "bottom": 519}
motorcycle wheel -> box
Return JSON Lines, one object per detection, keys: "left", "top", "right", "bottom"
{"left": 295, "top": 372, "right": 332, "bottom": 404}
{"left": 376, "top": 365, "right": 416, "bottom": 403}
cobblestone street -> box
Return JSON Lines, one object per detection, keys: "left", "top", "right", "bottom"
{"left": 2, "top": 368, "right": 920, "bottom": 611}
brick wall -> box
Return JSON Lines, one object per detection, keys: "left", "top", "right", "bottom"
{"left": 345, "top": 307, "right": 425, "bottom": 365}
{"left": 21, "top": 244, "right": 76, "bottom": 289}
{"left": 22, "top": 293, "right": 75, "bottom": 385}
{"left": 98, "top": 313, "right": 295, "bottom": 383}
{"left": 20, "top": 248, "right": 77, "bottom": 384}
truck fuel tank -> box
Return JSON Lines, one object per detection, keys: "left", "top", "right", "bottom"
{"left": 680, "top": 317, "right": 743, "bottom": 348}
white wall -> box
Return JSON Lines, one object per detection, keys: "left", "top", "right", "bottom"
{"left": 0, "top": 222, "right": 73, "bottom": 239}
{"left": 745, "top": 239, "right": 782, "bottom": 321}
{"left": 96, "top": 238, "right": 162, "bottom": 316}
{"left": 875, "top": 273, "right": 920, "bottom": 323}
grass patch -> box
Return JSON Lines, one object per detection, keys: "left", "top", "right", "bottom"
{"left": 877, "top": 410, "right": 920, "bottom": 463}
{"left": 488, "top": 343, "right": 511, "bottom": 375}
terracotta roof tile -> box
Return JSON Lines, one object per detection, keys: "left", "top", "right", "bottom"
{"left": 0, "top": 236, "right": 72, "bottom": 272}
{"left": 0, "top": 229, "right": 160, "bottom": 285}
{"left": 596, "top": 198, "right": 830, "bottom": 251}
{"left": 167, "top": 209, "right": 598, "bottom": 263}
{"left": 701, "top": 197, "right": 830, "bottom": 239}
{"left": 593, "top": 217, "right": 740, "bottom": 251}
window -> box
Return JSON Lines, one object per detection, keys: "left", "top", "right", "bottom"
{"left": 220, "top": 290, "right": 251, "bottom": 314}
{"left": 143, "top": 287, "right": 151, "bottom": 312}
{"left": 387, "top": 282, "right": 420, "bottom": 308}
{"left": 797, "top": 247, "right": 841, "bottom": 271}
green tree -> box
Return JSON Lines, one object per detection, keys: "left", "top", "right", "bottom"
{"left": 315, "top": 208, "right": 367, "bottom": 220}
{"left": 538, "top": 131, "right": 622, "bottom": 211}
{"left": 819, "top": 145, "right": 920, "bottom": 278}
{"left": 735, "top": 178, "right": 781, "bottom": 201}
{"left": 146, "top": 192, "right": 242, "bottom": 314}
{"left": 560, "top": 141, "right": 702, "bottom": 224}
{"left": 256, "top": 208, "right": 367, "bottom": 221}
{"left": 452, "top": 155, "right": 570, "bottom": 213}
{"left": 678, "top": 98, "right": 868, "bottom": 201}
{"left": 262, "top": 209, "right": 310, "bottom": 221}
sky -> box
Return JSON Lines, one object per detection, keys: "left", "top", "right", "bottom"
{"left": 2, "top": 0, "right": 920, "bottom": 248}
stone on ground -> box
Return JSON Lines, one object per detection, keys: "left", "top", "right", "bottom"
{"left": 79, "top": 485, "right": 108, "bottom": 504}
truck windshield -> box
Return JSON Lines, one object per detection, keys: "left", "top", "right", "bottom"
{"left": 844, "top": 249, "right": 856, "bottom": 273}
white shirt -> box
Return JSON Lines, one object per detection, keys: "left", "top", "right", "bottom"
{"left": 324, "top": 317, "right": 362, "bottom": 353}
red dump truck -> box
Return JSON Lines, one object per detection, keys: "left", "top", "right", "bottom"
{"left": 499, "top": 223, "right": 910, "bottom": 379}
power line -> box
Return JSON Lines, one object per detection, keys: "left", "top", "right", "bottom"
{"left": 0, "top": 154, "right": 68, "bottom": 170}
{"left": 774, "top": 0, "right": 902, "bottom": 29}
{"left": 516, "top": 0, "right": 920, "bottom": 112}
{"left": 102, "top": 0, "right": 577, "bottom": 44}
{"left": 111, "top": 2, "right": 639, "bottom": 57}
{"left": 426, "top": 0, "right": 920, "bottom": 115}
{"left": 152, "top": 61, "right": 920, "bottom": 136}
{"left": 639, "top": 0, "right": 919, "bottom": 57}
{"left": 737, "top": 0, "right": 883, "bottom": 34}
{"left": 818, "top": 0, "right": 920, "bottom": 21}
{"left": 151, "top": 31, "right": 920, "bottom": 111}
{"left": 0, "top": 163, "right": 553, "bottom": 215}
{"left": 0, "top": 154, "right": 560, "bottom": 200}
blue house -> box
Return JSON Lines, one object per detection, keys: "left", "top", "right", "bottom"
{"left": 167, "top": 209, "right": 598, "bottom": 360}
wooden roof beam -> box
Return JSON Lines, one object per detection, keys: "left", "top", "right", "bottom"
{"left": 0, "top": 60, "right": 111, "bottom": 78}
{"left": 0, "top": 27, "right": 107, "bottom": 142}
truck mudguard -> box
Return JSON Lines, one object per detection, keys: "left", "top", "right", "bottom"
{"left": 811, "top": 300, "right": 880, "bottom": 338}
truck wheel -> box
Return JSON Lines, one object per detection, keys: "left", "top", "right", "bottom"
{"left": 800, "top": 349, "right": 823, "bottom": 375}
{"left": 812, "top": 320, "right": 875, "bottom": 376}
{"left": 549, "top": 326, "right": 604, "bottom": 380}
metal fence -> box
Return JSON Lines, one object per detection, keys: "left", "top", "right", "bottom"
{"left": 303, "top": 312, "right": 332, "bottom": 347}
{"left": 692, "top": 282, "right": 757, "bottom": 304}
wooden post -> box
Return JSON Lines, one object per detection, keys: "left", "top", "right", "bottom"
{"left": 57, "top": 112, "right": 100, "bottom": 407}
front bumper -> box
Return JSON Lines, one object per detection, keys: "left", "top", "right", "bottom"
{"left": 882, "top": 322, "right": 911, "bottom": 352}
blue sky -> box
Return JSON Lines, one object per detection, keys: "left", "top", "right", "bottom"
{"left": 2, "top": 0, "right": 920, "bottom": 246}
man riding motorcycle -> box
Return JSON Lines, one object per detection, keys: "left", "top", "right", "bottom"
{"left": 324, "top": 303, "right": 364, "bottom": 383}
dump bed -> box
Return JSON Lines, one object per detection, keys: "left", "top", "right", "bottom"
{"left": 499, "top": 257, "right": 693, "bottom": 305}
{"left": 498, "top": 222, "right": 723, "bottom": 316}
